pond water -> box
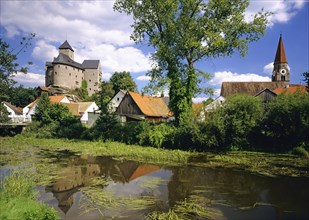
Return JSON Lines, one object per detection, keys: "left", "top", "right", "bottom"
{"left": 1, "top": 150, "right": 309, "bottom": 220}
{"left": 33, "top": 153, "right": 309, "bottom": 220}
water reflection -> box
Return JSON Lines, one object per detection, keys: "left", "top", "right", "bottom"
{"left": 40, "top": 154, "right": 309, "bottom": 220}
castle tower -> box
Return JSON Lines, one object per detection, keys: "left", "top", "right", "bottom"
{"left": 59, "top": 40, "right": 74, "bottom": 60}
{"left": 272, "top": 34, "right": 290, "bottom": 82}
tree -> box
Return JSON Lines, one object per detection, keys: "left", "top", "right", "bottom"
{"left": 0, "top": 34, "right": 35, "bottom": 102}
{"left": 33, "top": 92, "right": 52, "bottom": 125}
{"left": 9, "top": 86, "right": 38, "bottom": 107}
{"left": 218, "top": 94, "right": 263, "bottom": 149}
{"left": 114, "top": 0, "right": 269, "bottom": 125}
{"left": 75, "top": 80, "right": 89, "bottom": 100}
{"left": 302, "top": 70, "right": 309, "bottom": 91}
{"left": 261, "top": 93, "right": 309, "bottom": 151}
{"left": 109, "top": 71, "right": 137, "bottom": 93}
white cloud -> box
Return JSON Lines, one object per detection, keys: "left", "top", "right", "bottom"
{"left": 12, "top": 72, "right": 45, "bottom": 88}
{"left": 210, "top": 71, "right": 271, "bottom": 86}
{"left": 245, "top": 0, "right": 306, "bottom": 26}
{"left": 263, "top": 62, "right": 274, "bottom": 75}
{"left": 32, "top": 40, "right": 58, "bottom": 62}
{"left": 102, "top": 72, "right": 112, "bottom": 81}
{"left": 136, "top": 75, "right": 151, "bottom": 81}
{"left": 192, "top": 97, "right": 207, "bottom": 104}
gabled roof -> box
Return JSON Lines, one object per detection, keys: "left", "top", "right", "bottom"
{"left": 49, "top": 95, "right": 68, "bottom": 103}
{"left": 82, "top": 60, "right": 100, "bottom": 69}
{"left": 273, "top": 84, "right": 307, "bottom": 94}
{"left": 52, "top": 53, "right": 82, "bottom": 69}
{"left": 274, "top": 34, "right": 288, "bottom": 64}
{"left": 254, "top": 88, "right": 278, "bottom": 97}
{"left": 2, "top": 101, "right": 23, "bottom": 115}
{"left": 26, "top": 95, "right": 68, "bottom": 109}
{"left": 220, "top": 81, "right": 288, "bottom": 97}
{"left": 128, "top": 91, "right": 170, "bottom": 117}
{"left": 61, "top": 102, "right": 97, "bottom": 117}
{"left": 59, "top": 40, "right": 74, "bottom": 52}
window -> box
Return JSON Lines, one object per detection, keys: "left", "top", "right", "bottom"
{"left": 55, "top": 72, "right": 57, "bottom": 75}
{"left": 58, "top": 65, "right": 60, "bottom": 68}
{"left": 69, "top": 73, "right": 71, "bottom": 76}
{"left": 65, "top": 66, "right": 67, "bottom": 69}
{"left": 76, "top": 75, "right": 77, "bottom": 78}
{"left": 117, "top": 97, "right": 120, "bottom": 101}
{"left": 281, "top": 76, "right": 286, "bottom": 81}
{"left": 89, "top": 79, "right": 91, "bottom": 82}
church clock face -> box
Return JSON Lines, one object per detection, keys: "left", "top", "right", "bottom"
{"left": 280, "top": 68, "right": 286, "bottom": 75}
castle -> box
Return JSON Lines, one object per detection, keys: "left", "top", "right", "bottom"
{"left": 45, "top": 40, "right": 102, "bottom": 95}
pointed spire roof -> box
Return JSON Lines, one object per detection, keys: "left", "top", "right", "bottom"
{"left": 274, "top": 34, "right": 287, "bottom": 64}
{"left": 59, "top": 40, "right": 74, "bottom": 52}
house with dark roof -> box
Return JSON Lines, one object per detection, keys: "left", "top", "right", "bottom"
{"left": 220, "top": 34, "right": 292, "bottom": 100}
{"left": 116, "top": 91, "right": 172, "bottom": 122}
{"left": 1, "top": 101, "right": 25, "bottom": 123}
{"left": 45, "top": 40, "right": 102, "bottom": 95}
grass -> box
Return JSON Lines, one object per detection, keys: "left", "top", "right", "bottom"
{"left": 1, "top": 136, "right": 309, "bottom": 178}
{"left": 0, "top": 168, "right": 59, "bottom": 220}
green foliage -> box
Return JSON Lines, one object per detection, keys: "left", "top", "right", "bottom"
{"left": 219, "top": 94, "right": 263, "bottom": 150}
{"left": 91, "top": 81, "right": 114, "bottom": 108}
{"left": 143, "top": 123, "right": 175, "bottom": 148}
{"left": 260, "top": 93, "right": 309, "bottom": 151}
{"left": 74, "top": 79, "right": 89, "bottom": 100}
{"left": 110, "top": 71, "right": 138, "bottom": 93}
{"left": 8, "top": 86, "right": 38, "bottom": 107}
{"left": 0, "top": 103, "right": 10, "bottom": 123}
{"left": 302, "top": 70, "right": 309, "bottom": 91}
{"left": 31, "top": 92, "right": 85, "bottom": 139}
{"left": 114, "top": 0, "right": 269, "bottom": 125}
{"left": 290, "top": 146, "right": 308, "bottom": 158}
{"left": 0, "top": 169, "right": 59, "bottom": 220}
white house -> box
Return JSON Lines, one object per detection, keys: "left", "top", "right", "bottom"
{"left": 61, "top": 102, "right": 99, "bottom": 125}
{"left": 108, "top": 90, "right": 127, "bottom": 112}
{"left": 1, "top": 101, "right": 25, "bottom": 123}
{"left": 204, "top": 96, "right": 226, "bottom": 112}
{"left": 23, "top": 95, "right": 70, "bottom": 122}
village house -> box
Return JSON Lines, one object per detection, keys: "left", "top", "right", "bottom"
{"left": 45, "top": 40, "right": 102, "bottom": 95}
{"left": 116, "top": 91, "right": 172, "bottom": 122}
{"left": 108, "top": 90, "right": 127, "bottom": 112}
{"left": 23, "top": 95, "right": 98, "bottom": 125}
{"left": 1, "top": 101, "right": 25, "bottom": 123}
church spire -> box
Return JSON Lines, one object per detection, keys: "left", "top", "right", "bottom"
{"left": 274, "top": 34, "right": 287, "bottom": 64}
{"left": 272, "top": 34, "right": 289, "bottom": 82}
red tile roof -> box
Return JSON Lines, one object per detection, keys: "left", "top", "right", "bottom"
{"left": 129, "top": 91, "right": 170, "bottom": 117}
{"left": 273, "top": 84, "right": 307, "bottom": 94}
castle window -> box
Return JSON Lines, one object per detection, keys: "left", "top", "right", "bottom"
{"left": 89, "top": 88, "right": 92, "bottom": 91}
{"left": 281, "top": 76, "right": 286, "bottom": 81}
{"left": 89, "top": 79, "right": 91, "bottom": 82}
{"left": 65, "top": 66, "right": 67, "bottom": 69}
{"left": 73, "top": 68, "right": 75, "bottom": 70}
{"left": 76, "top": 75, "right": 77, "bottom": 78}
{"left": 58, "top": 65, "right": 60, "bottom": 68}
{"left": 69, "top": 73, "right": 71, "bottom": 76}
{"left": 76, "top": 81, "right": 79, "bottom": 85}
{"left": 55, "top": 72, "right": 57, "bottom": 75}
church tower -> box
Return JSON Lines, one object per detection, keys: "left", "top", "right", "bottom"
{"left": 59, "top": 40, "right": 74, "bottom": 60}
{"left": 272, "top": 34, "right": 290, "bottom": 82}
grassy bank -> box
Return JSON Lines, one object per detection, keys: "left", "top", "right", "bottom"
{"left": 0, "top": 169, "right": 59, "bottom": 220}
{"left": 1, "top": 136, "right": 308, "bottom": 177}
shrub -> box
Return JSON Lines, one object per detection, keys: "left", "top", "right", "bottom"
{"left": 290, "top": 146, "right": 308, "bottom": 158}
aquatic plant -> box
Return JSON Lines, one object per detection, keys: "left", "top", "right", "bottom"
{"left": 0, "top": 168, "right": 59, "bottom": 220}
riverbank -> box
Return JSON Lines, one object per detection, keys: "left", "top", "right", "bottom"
{"left": 1, "top": 136, "right": 308, "bottom": 178}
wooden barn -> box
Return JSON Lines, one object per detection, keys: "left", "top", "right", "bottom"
{"left": 116, "top": 91, "right": 172, "bottom": 122}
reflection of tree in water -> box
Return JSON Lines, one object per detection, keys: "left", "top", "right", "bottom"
{"left": 167, "top": 166, "right": 309, "bottom": 216}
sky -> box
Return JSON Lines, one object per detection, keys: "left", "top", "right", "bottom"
{"left": 0, "top": 0, "right": 308, "bottom": 103}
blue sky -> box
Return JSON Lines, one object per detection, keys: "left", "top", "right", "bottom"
{"left": 0, "top": 0, "right": 308, "bottom": 102}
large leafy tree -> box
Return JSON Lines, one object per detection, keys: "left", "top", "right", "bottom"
{"left": 114, "top": 0, "right": 269, "bottom": 125}
{"left": 110, "top": 71, "right": 138, "bottom": 93}
{"left": 302, "top": 70, "right": 309, "bottom": 91}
